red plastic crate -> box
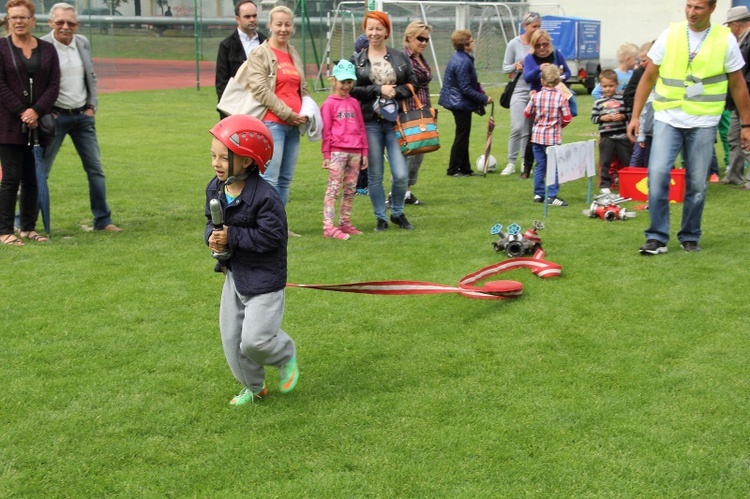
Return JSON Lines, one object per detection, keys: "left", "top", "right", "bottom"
{"left": 618, "top": 167, "right": 685, "bottom": 202}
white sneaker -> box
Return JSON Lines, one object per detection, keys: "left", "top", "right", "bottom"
{"left": 600, "top": 188, "right": 612, "bottom": 195}
{"left": 500, "top": 163, "right": 516, "bottom": 175}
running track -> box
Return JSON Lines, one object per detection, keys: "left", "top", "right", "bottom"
{"left": 94, "top": 58, "right": 217, "bottom": 93}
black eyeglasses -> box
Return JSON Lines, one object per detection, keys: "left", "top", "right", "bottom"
{"left": 53, "top": 20, "right": 79, "bottom": 27}
{"left": 415, "top": 36, "right": 429, "bottom": 43}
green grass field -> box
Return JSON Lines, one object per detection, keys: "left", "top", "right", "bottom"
{"left": 2, "top": 87, "right": 750, "bottom": 497}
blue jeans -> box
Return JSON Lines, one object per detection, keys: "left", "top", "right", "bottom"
{"left": 365, "top": 119, "right": 408, "bottom": 220}
{"left": 532, "top": 143, "right": 559, "bottom": 198}
{"left": 44, "top": 113, "right": 113, "bottom": 229}
{"left": 262, "top": 122, "right": 300, "bottom": 206}
{"left": 646, "top": 120, "right": 715, "bottom": 244}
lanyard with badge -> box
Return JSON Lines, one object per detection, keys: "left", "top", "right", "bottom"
{"left": 686, "top": 25, "right": 710, "bottom": 97}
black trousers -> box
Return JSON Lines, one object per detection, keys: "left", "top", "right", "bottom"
{"left": 523, "top": 117, "right": 535, "bottom": 174}
{"left": 598, "top": 135, "right": 632, "bottom": 189}
{"left": 447, "top": 110, "right": 473, "bottom": 175}
{"left": 0, "top": 144, "right": 38, "bottom": 235}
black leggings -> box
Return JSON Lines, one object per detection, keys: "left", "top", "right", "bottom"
{"left": 522, "top": 117, "right": 535, "bottom": 175}
{"left": 0, "top": 144, "right": 38, "bottom": 235}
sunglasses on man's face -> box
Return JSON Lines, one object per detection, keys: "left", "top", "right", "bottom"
{"left": 415, "top": 36, "right": 430, "bottom": 43}
{"left": 53, "top": 20, "right": 79, "bottom": 27}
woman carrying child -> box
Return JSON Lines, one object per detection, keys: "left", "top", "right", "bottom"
{"left": 320, "top": 60, "right": 368, "bottom": 240}
{"left": 521, "top": 29, "right": 571, "bottom": 180}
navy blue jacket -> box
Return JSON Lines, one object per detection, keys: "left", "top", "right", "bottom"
{"left": 350, "top": 47, "right": 417, "bottom": 121}
{"left": 438, "top": 51, "right": 488, "bottom": 112}
{"left": 204, "top": 173, "right": 287, "bottom": 296}
{"left": 522, "top": 49, "right": 571, "bottom": 92}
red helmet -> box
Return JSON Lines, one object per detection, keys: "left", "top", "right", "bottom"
{"left": 209, "top": 115, "right": 274, "bottom": 174}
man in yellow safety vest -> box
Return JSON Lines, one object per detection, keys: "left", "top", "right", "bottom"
{"left": 627, "top": 0, "right": 750, "bottom": 255}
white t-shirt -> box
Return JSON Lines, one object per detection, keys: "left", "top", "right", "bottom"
{"left": 649, "top": 23, "right": 744, "bottom": 128}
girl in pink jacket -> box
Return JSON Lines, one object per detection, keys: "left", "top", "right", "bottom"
{"left": 320, "top": 60, "right": 369, "bottom": 239}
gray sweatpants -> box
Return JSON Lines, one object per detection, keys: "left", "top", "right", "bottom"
{"left": 219, "top": 270, "right": 296, "bottom": 392}
{"left": 506, "top": 90, "right": 531, "bottom": 165}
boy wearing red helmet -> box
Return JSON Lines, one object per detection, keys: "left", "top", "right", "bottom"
{"left": 205, "top": 115, "right": 299, "bottom": 406}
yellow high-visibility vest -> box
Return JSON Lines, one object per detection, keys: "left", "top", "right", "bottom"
{"left": 653, "top": 21, "right": 730, "bottom": 116}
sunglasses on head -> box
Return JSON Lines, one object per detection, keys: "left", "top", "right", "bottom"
{"left": 53, "top": 20, "right": 79, "bottom": 27}
{"left": 415, "top": 36, "right": 429, "bottom": 43}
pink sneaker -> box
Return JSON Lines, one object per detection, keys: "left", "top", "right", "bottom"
{"left": 338, "top": 222, "right": 363, "bottom": 235}
{"left": 324, "top": 226, "right": 350, "bottom": 240}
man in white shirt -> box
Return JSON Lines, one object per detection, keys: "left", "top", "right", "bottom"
{"left": 627, "top": 0, "right": 750, "bottom": 254}
{"left": 215, "top": 0, "right": 267, "bottom": 113}
{"left": 42, "top": 2, "right": 121, "bottom": 232}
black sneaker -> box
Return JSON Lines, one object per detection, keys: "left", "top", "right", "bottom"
{"left": 681, "top": 241, "right": 702, "bottom": 252}
{"left": 547, "top": 196, "right": 569, "bottom": 207}
{"left": 452, "top": 172, "right": 471, "bottom": 177}
{"left": 389, "top": 213, "right": 414, "bottom": 230}
{"left": 639, "top": 239, "right": 667, "bottom": 255}
{"left": 374, "top": 219, "right": 388, "bottom": 232}
{"left": 404, "top": 192, "right": 421, "bottom": 205}
{"left": 533, "top": 195, "right": 543, "bottom": 203}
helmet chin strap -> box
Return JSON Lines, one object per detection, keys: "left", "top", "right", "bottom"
{"left": 224, "top": 150, "right": 251, "bottom": 185}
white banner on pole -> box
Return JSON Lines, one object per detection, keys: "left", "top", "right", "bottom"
{"left": 546, "top": 140, "right": 597, "bottom": 186}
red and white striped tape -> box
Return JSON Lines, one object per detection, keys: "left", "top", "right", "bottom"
{"left": 288, "top": 249, "right": 561, "bottom": 300}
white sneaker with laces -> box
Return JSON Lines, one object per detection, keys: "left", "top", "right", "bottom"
{"left": 600, "top": 188, "right": 612, "bottom": 195}
{"left": 500, "top": 163, "right": 516, "bottom": 175}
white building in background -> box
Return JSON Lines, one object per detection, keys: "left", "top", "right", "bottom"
{"left": 531, "top": 0, "right": 733, "bottom": 69}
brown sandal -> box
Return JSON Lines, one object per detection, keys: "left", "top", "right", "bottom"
{"left": 0, "top": 234, "right": 25, "bottom": 246}
{"left": 19, "top": 231, "right": 49, "bottom": 243}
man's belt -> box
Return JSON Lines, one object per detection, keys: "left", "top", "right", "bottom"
{"left": 53, "top": 106, "right": 88, "bottom": 115}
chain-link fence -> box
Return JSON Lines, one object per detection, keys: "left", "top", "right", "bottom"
{"left": 318, "top": 1, "right": 531, "bottom": 91}
{"left": 8, "top": 0, "right": 533, "bottom": 92}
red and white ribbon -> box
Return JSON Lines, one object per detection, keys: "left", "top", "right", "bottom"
{"left": 288, "top": 249, "right": 561, "bottom": 300}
